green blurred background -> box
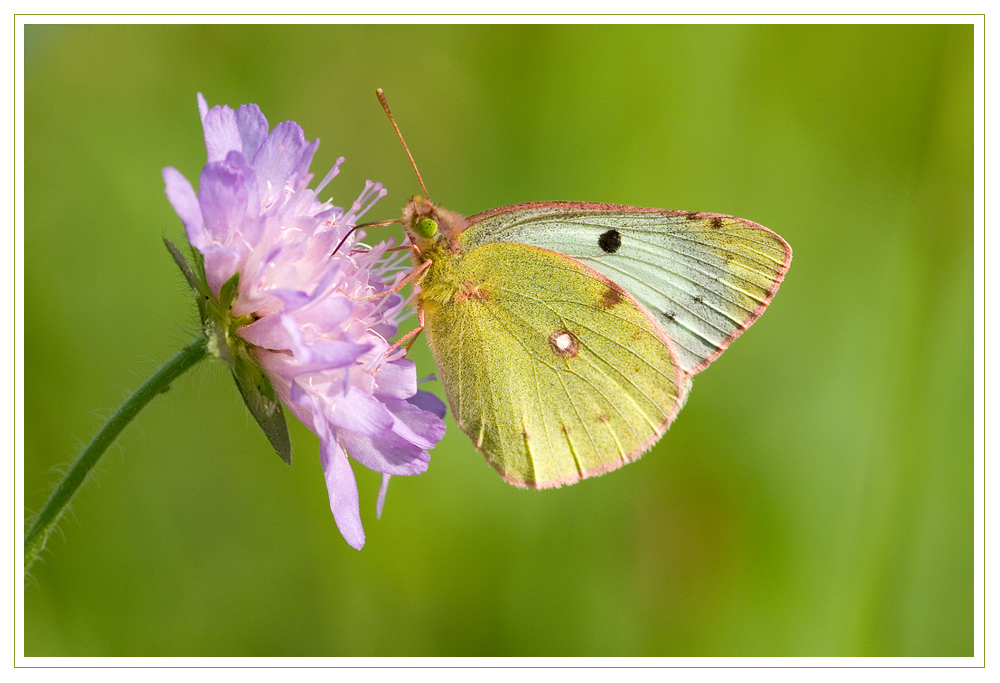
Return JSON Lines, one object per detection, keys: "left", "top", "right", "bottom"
{"left": 23, "top": 24, "right": 973, "bottom": 657}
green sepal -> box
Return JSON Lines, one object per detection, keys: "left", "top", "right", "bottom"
{"left": 163, "top": 237, "right": 208, "bottom": 299}
{"left": 189, "top": 243, "right": 207, "bottom": 285}
{"left": 219, "top": 271, "right": 241, "bottom": 313}
{"left": 201, "top": 271, "right": 242, "bottom": 367}
{"left": 232, "top": 350, "right": 292, "bottom": 465}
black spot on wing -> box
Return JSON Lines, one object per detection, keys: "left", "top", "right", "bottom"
{"left": 598, "top": 229, "right": 622, "bottom": 254}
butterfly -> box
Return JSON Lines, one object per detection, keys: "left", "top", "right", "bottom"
{"left": 377, "top": 89, "right": 792, "bottom": 489}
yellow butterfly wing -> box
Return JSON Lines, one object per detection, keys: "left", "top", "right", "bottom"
{"left": 422, "top": 241, "right": 687, "bottom": 488}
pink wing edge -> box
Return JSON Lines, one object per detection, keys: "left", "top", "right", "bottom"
{"left": 466, "top": 200, "right": 793, "bottom": 379}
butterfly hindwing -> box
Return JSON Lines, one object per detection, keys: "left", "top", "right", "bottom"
{"left": 422, "top": 241, "right": 687, "bottom": 488}
{"left": 461, "top": 202, "right": 792, "bottom": 376}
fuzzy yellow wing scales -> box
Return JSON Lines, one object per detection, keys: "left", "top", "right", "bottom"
{"left": 421, "top": 242, "right": 687, "bottom": 488}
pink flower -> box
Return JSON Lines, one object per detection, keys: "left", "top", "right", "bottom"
{"left": 163, "top": 94, "right": 445, "bottom": 549}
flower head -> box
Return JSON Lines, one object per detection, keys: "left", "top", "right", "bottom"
{"left": 163, "top": 94, "right": 445, "bottom": 549}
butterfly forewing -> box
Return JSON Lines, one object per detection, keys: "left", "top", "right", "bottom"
{"left": 422, "top": 241, "right": 687, "bottom": 488}
{"left": 462, "top": 203, "right": 792, "bottom": 376}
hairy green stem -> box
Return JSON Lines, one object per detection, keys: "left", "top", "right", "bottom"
{"left": 25, "top": 336, "right": 209, "bottom": 571}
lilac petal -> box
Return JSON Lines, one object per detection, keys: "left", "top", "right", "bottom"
{"left": 264, "top": 287, "right": 312, "bottom": 312}
{"left": 251, "top": 121, "right": 317, "bottom": 198}
{"left": 201, "top": 245, "right": 243, "bottom": 297}
{"left": 373, "top": 358, "right": 418, "bottom": 400}
{"left": 290, "top": 138, "right": 320, "bottom": 192}
{"left": 162, "top": 167, "right": 206, "bottom": 249}
{"left": 324, "top": 385, "right": 395, "bottom": 435}
{"left": 376, "top": 473, "right": 391, "bottom": 519}
{"left": 201, "top": 102, "right": 243, "bottom": 163}
{"left": 384, "top": 397, "right": 447, "bottom": 450}
{"left": 235, "top": 103, "right": 268, "bottom": 162}
{"left": 198, "top": 160, "right": 250, "bottom": 245}
{"left": 320, "top": 437, "right": 365, "bottom": 550}
{"left": 407, "top": 390, "right": 447, "bottom": 419}
{"left": 262, "top": 282, "right": 354, "bottom": 322}
{"left": 294, "top": 384, "right": 365, "bottom": 550}
{"left": 235, "top": 314, "right": 292, "bottom": 350}
{"left": 197, "top": 92, "right": 209, "bottom": 122}
{"left": 289, "top": 380, "right": 394, "bottom": 437}
{"left": 302, "top": 295, "right": 355, "bottom": 329}
{"left": 369, "top": 321, "right": 400, "bottom": 343}
{"left": 299, "top": 338, "right": 373, "bottom": 369}
{"left": 238, "top": 316, "right": 369, "bottom": 370}
{"left": 338, "top": 427, "right": 431, "bottom": 476}
{"left": 276, "top": 313, "right": 371, "bottom": 368}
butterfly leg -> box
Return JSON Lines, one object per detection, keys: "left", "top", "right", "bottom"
{"left": 385, "top": 305, "right": 425, "bottom": 356}
{"left": 354, "top": 255, "right": 431, "bottom": 359}
{"left": 355, "top": 254, "right": 431, "bottom": 302}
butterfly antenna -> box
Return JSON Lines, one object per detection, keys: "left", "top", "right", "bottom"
{"left": 377, "top": 88, "right": 431, "bottom": 201}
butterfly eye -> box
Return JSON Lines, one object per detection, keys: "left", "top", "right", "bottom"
{"left": 416, "top": 217, "right": 439, "bottom": 238}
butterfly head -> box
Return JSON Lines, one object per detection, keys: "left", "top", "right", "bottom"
{"left": 402, "top": 195, "right": 469, "bottom": 257}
